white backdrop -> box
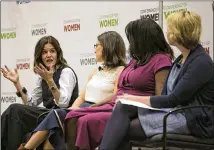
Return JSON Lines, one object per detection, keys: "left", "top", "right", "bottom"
{"left": 1, "top": 1, "right": 213, "bottom": 113}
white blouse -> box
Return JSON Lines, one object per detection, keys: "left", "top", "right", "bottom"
{"left": 26, "top": 68, "right": 76, "bottom": 108}
{"left": 85, "top": 68, "right": 120, "bottom": 103}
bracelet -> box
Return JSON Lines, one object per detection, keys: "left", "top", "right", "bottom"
{"left": 46, "top": 79, "right": 57, "bottom": 92}
{"left": 16, "top": 87, "right": 27, "bottom": 97}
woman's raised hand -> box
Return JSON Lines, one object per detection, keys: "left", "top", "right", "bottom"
{"left": 34, "top": 63, "right": 54, "bottom": 81}
{"left": 1, "top": 65, "right": 19, "bottom": 84}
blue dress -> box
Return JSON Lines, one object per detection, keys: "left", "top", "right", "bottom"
{"left": 32, "top": 102, "right": 92, "bottom": 150}
{"left": 138, "top": 63, "right": 190, "bottom": 137}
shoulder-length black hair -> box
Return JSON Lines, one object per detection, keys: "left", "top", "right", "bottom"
{"left": 125, "top": 18, "right": 174, "bottom": 65}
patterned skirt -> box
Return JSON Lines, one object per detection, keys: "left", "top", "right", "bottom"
{"left": 138, "top": 108, "right": 190, "bottom": 137}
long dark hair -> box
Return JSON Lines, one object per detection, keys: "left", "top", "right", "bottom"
{"left": 97, "top": 31, "right": 126, "bottom": 68}
{"left": 33, "top": 36, "right": 68, "bottom": 69}
{"left": 125, "top": 18, "right": 174, "bottom": 65}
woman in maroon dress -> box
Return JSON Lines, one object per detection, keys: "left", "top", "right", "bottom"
{"left": 65, "top": 18, "right": 174, "bottom": 150}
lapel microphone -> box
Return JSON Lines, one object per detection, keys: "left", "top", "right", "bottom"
{"left": 98, "top": 66, "right": 103, "bottom": 71}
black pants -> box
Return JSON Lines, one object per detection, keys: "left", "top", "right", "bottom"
{"left": 1, "top": 103, "right": 49, "bottom": 150}
{"left": 99, "top": 102, "right": 147, "bottom": 150}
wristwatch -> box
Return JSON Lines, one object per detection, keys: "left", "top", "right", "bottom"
{"left": 16, "top": 87, "right": 27, "bottom": 97}
{"left": 50, "top": 86, "right": 56, "bottom": 92}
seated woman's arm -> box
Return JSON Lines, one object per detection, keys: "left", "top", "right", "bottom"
{"left": 91, "top": 67, "right": 125, "bottom": 107}
{"left": 52, "top": 68, "right": 77, "bottom": 108}
{"left": 120, "top": 56, "right": 213, "bottom": 108}
{"left": 155, "top": 68, "right": 169, "bottom": 96}
{"left": 70, "top": 68, "right": 97, "bottom": 109}
{"left": 150, "top": 56, "right": 213, "bottom": 108}
{"left": 70, "top": 87, "right": 86, "bottom": 109}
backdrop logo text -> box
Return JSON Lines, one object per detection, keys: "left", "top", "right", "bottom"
{"left": 1, "top": 92, "right": 16, "bottom": 103}
{"left": 99, "top": 13, "right": 119, "bottom": 28}
{"left": 64, "top": 19, "right": 81, "bottom": 32}
{"left": 16, "top": 58, "right": 31, "bottom": 70}
{"left": 80, "top": 53, "right": 97, "bottom": 66}
{"left": 31, "top": 23, "right": 47, "bottom": 36}
{"left": 1, "top": 28, "right": 16, "bottom": 40}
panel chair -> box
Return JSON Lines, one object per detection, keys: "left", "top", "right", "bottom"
{"left": 131, "top": 105, "right": 214, "bottom": 150}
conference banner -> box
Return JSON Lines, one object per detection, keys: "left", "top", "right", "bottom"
{"left": 1, "top": 1, "right": 213, "bottom": 113}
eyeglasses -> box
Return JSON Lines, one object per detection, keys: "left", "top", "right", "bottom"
{"left": 94, "top": 43, "right": 101, "bottom": 48}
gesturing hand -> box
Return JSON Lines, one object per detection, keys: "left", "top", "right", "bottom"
{"left": 1, "top": 65, "right": 19, "bottom": 84}
{"left": 34, "top": 63, "right": 54, "bottom": 81}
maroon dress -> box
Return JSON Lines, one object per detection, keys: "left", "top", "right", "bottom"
{"left": 65, "top": 54, "right": 172, "bottom": 150}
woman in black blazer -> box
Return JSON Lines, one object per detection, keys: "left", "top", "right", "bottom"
{"left": 99, "top": 10, "right": 214, "bottom": 150}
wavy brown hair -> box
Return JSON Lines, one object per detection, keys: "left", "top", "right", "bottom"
{"left": 33, "top": 36, "right": 68, "bottom": 70}
{"left": 97, "top": 31, "right": 126, "bottom": 68}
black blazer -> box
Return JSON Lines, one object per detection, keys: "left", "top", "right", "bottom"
{"left": 150, "top": 44, "right": 214, "bottom": 138}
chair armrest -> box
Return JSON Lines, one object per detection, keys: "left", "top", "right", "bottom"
{"left": 162, "top": 105, "right": 214, "bottom": 149}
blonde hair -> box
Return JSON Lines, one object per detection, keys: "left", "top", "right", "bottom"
{"left": 167, "top": 10, "right": 201, "bottom": 49}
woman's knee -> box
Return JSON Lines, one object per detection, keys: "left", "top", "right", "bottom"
{"left": 114, "top": 102, "right": 125, "bottom": 112}
{"left": 78, "top": 116, "right": 89, "bottom": 125}
{"left": 114, "top": 102, "right": 137, "bottom": 116}
{"left": 6, "top": 103, "right": 24, "bottom": 113}
{"left": 1, "top": 103, "right": 25, "bottom": 119}
{"left": 8, "top": 103, "right": 23, "bottom": 109}
{"left": 52, "top": 109, "right": 66, "bottom": 118}
{"left": 55, "top": 109, "right": 66, "bottom": 114}
{"left": 77, "top": 115, "right": 97, "bottom": 128}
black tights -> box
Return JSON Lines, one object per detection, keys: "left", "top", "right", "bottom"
{"left": 65, "top": 118, "right": 79, "bottom": 150}
{"left": 99, "top": 102, "right": 146, "bottom": 150}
